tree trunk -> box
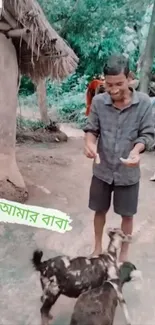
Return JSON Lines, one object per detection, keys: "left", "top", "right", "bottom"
{"left": 139, "top": 0, "right": 155, "bottom": 93}
{"left": 36, "top": 79, "right": 50, "bottom": 125}
{"left": 0, "top": 33, "right": 28, "bottom": 202}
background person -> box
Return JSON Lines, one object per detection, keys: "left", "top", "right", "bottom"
{"left": 85, "top": 75, "right": 105, "bottom": 116}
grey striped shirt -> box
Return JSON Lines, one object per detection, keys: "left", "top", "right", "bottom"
{"left": 84, "top": 89, "right": 154, "bottom": 186}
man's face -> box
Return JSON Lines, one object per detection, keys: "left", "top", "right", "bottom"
{"left": 105, "top": 72, "right": 129, "bottom": 101}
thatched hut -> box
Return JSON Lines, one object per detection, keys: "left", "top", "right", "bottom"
{"left": 0, "top": 0, "right": 79, "bottom": 203}
{"left": 1, "top": 0, "right": 79, "bottom": 81}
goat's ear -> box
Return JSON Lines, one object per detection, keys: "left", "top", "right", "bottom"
{"left": 131, "top": 270, "right": 143, "bottom": 290}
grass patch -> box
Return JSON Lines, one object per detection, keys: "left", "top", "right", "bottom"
{"left": 17, "top": 116, "right": 46, "bottom": 130}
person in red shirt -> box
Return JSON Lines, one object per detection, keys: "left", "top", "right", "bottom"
{"left": 85, "top": 75, "right": 105, "bottom": 116}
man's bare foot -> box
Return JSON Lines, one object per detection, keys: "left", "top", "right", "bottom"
{"left": 89, "top": 247, "right": 102, "bottom": 257}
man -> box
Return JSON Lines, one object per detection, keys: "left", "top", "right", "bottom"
{"left": 84, "top": 54, "right": 154, "bottom": 262}
{"left": 85, "top": 75, "right": 105, "bottom": 116}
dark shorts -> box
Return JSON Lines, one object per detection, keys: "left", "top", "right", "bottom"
{"left": 89, "top": 176, "right": 139, "bottom": 217}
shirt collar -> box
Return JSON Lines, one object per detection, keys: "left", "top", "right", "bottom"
{"left": 103, "top": 87, "right": 139, "bottom": 106}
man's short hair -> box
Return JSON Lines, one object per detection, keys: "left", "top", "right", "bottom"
{"left": 103, "top": 54, "right": 130, "bottom": 77}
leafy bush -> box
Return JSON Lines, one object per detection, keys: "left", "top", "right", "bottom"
{"left": 17, "top": 116, "right": 45, "bottom": 130}
{"left": 56, "top": 92, "right": 86, "bottom": 126}
{"left": 18, "top": 76, "right": 87, "bottom": 128}
{"left": 19, "top": 76, "right": 35, "bottom": 96}
{"left": 46, "top": 76, "right": 88, "bottom": 127}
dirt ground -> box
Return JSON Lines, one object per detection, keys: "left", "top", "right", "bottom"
{"left": 1, "top": 124, "right": 155, "bottom": 325}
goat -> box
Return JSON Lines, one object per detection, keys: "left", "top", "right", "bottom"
{"left": 31, "top": 228, "right": 129, "bottom": 325}
{"left": 70, "top": 261, "right": 142, "bottom": 325}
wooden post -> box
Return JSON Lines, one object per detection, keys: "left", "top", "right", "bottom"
{"left": 36, "top": 79, "right": 50, "bottom": 125}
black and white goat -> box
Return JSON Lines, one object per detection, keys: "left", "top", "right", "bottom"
{"left": 32, "top": 228, "right": 129, "bottom": 325}
{"left": 70, "top": 261, "right": 142, "bottom": 325}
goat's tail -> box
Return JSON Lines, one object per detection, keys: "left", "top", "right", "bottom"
{"left": 32, "top": 250, "right": 43, "bottom": 271}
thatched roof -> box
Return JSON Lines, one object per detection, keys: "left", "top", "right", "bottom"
{"left": 0, "top": 0, "right": 79, "bottom": 81}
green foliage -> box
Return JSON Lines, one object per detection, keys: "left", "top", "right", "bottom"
{"left": 19, "top": 76, "right": 35, "bottom": 96}
{"left": 17, "top": 116, "right": 46, "bottom": 130}
{"left": 18, "top": 92, "right": 38, "bottom": 110}
{"left": 57, "top": 93, "right": 86, "bottom": 125}
{"left": 46, "top": 77, "right": 88, "bottom": 127}
{"left": 19, "top": 77, "right": 87, "bottom": 128}
{"left": 46, "top": 74, "right": 88, "bottom": 101}
{"left": 38, "top": 0, "right": 142, "bottom": 77}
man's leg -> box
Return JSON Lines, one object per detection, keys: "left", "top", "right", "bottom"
{"left": 92, "top": 210, "right": 106, "bottom": 256}
{"left": 113, "top": 182, "right": 139, "bottom": 262}
{"left": 88, "top": 176, "right": 112, "bottom": 256}
{"left": 119, "top": 216, "right": 133, "bottom": 262}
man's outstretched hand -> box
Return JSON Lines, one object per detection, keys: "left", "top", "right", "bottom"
{"left": 120, "top": 150, "right": 140, "bottom": 167}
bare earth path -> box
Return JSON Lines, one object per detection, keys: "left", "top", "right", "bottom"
{"left": 0, "top": 126, "right": 155, "bottom": 325}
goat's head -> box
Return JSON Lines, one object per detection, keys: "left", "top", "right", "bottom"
{"left": 119, "top": 261, "right": 143, "bottom": 289}
{"left": 107, "top": 227, "right": 132, "bottom": 243}
{"left": 106, "top": 228, "right": 132, "bottom": 253}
